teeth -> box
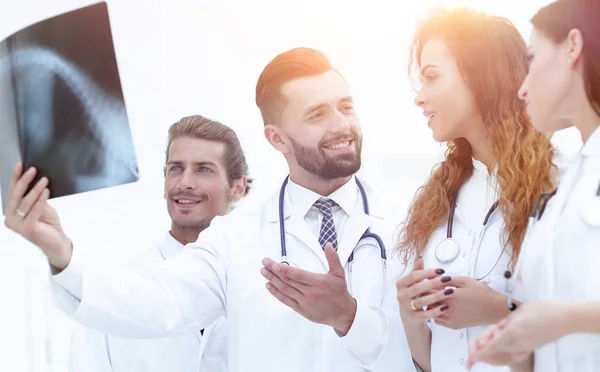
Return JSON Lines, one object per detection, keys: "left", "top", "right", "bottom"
{"left": 428, "top": 114, "right": 436, "bottom": 119}
{"left": 327, "top": 141, "right": 350, "bottom": 150}
{"left": 177, "top": 199, "right": 199, "bottom": 204}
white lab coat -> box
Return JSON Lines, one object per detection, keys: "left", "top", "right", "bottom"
{"left": 519, "top": 126, "right": 600, "bottom": 372}
{"left": 420, "top": 154, "right": 571, "bottom": 372}
{"left": 49, "top": 176, "right": 416, "bottom": 372}
{"left": 67, "top": 233, "right": 228, "bottom": 372}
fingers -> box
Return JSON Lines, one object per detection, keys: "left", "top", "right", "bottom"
{"left": 265, "top": 282, "right": 301, "bottom": 312}
{"left": 261, "top": 267, "right": 306, "bottom": 300}
{"left": 468, "top": 324, "right": 507, "bottom": 365}
{"left": 25, "top": 188, "right": 50, "bottom": 223}
{"left": 6, "top": 165, "right": 36, "bottom": 215}
{"left": 412, "top": 287, "right": 454, "bottom": 309}
{"left": 405, "top": 274, "right": 452, "bottom": 300}
{"left": 396, "top": 267, "right": 447, "bottom": 292}
{"left": 262, "top": 258, "right": 318, "bottom": 286}
{"left": 324, "top": 243, "right": 344, "bottom": 277}
{"left": 411, "top": 302, "right": 449, "bottom": 321}
{"left": 17, "top": 177, "right": 49, "bottom": 218}
{"left": 8, "top": 162, "right": 23, "bottom": 194}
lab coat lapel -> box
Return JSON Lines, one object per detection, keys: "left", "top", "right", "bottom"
{"left": 266, "top": 185, "right": 328, "bottom": 268}
{"left": 286, "top": 213, "right": 328, "bottom": 267}
{"left": 336, "top": 206, "right": 371, "bottom": 269}
{"left": 336, "top": 183, "right": 385, "bottom": 269}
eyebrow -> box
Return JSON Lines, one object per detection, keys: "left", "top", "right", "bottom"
{"left": 303, "top": 96, "right": 354, "bottom": 117}
{"left": 167, "top": 160, "right": 218, "bottom": 168}
{"left": 420, "top": 64, "right": 439, "bottom": 75}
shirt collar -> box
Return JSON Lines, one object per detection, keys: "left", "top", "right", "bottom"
{"left": 286, "top": 176, "right": 358, "bottom": 219}
{"left": 159, "top": 232, "right": 185, "bottom": 260}
{"left": 581, "top": 125, "right": 600, "bottom": 158}
{"left": 472, "top": 157, "right": 498, "bottom": 177}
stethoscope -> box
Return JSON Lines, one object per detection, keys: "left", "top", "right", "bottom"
{"left": 278, "top": 176, "right": 388, "bottom": 305}
{"left": 506, "top": 180, "right": 600, "bottom": 311}
{"left": 433, "top": 194, "right": 504, "bottom": 281}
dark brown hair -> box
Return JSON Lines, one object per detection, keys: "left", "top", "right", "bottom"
{"left": 398, "top": 8, "right": 557, "bottom": 268}
{"left": 255, "top": 47, "right": 342, "bottom": 125}
{"left": 166, "top": 115, "right": 252, "bottom": 195}
{"left": 531, "top": 0, "right": 600, "bottom": 116}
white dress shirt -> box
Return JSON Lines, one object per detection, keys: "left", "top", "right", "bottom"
{"left": 67, "top": 233, "right": 228, "bottom": 372}
{"left": 287, "top": 177, "right": 356, "bottom": 243}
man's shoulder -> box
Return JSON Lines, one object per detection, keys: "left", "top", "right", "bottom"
{"left": 121, "top": 242, "right": 167, "bottom": 269}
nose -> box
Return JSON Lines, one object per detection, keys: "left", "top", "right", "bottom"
{"left": 414, "top": 88, "right": 426, "bottom": 108}
{"left": 177, "top": 169, "right": 196, "bottom": 190}
{"left": 330, "top": 110, "right": 351, "bottom": 132}
{"left": 518, "top": 82, "right": 528, "bottom": 101}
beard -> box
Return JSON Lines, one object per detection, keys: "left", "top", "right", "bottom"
{"left": 167, "top": 187, "right": 232, "bottom": 231}
{"left": 288, "top": 134, "right": 362, "bottom": 180}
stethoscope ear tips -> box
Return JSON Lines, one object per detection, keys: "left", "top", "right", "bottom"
{"left": 503, "top": 270, "right": 512, "bottom": 279}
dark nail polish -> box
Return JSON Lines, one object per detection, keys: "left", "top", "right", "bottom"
{"left": 435, "top": 268, "right": 445, "bottom": 274}
{"left": 441, "top": 305, "right": 449, "bottom": 311}
{"left": 441, "top": 276, "right": 451, "bottom": 283}
{"left": 444, "top": 288, "right": 454, "bottom": 295}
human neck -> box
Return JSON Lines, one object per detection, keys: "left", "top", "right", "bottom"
{"left": 170, "top": 224, "right": 206, "bottom": 245}
{"left": 466, "top": 128, "right": 496, "bottom": 174}
{"left": 289, "top": 170, "right": 352, "bottom": 196}
{"left": 573, "top": 101, "right": 600, "bottom": 144}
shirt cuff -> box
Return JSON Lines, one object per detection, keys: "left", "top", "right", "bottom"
{"left": 340, "top": 300, "right": 386, "bottom": 356}
{"left": 51, "top": 244, "right": 84, "bottom": 300}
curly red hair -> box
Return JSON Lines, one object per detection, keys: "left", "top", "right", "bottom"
{"left": 397, "top": 8, "right": 558, "bottom": 269}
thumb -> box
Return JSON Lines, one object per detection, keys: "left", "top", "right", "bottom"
{"left": 324, "top": 242, "right": 344, "bottom": 277}
{"left": 412, "top": 256, "right": 424, "bottom": 272}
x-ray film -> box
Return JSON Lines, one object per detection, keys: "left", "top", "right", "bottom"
{"left": 0, "top": 2, "right": 140, "bottom": 214}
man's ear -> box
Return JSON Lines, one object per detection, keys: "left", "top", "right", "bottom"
{"left": 229, "top": 176, "right": 248, "bottom": 203}
{"left": 264, "top": 124, "right": 290, "bottom": 154}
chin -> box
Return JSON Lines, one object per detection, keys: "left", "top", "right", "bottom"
{"left": 431, "top": 131, "right": 451, "bottom": 144}
{"left": 532, "top": 113, "right": 566, "bottom": 134}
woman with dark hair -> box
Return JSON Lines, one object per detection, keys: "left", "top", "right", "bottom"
{"left": 393, "top": 7, "right": 571, "bottom": 372}
{"left": 467, "top": 0, "right": 600, "bottom": 371}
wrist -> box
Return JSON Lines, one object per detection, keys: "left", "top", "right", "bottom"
{"left": 333, "top": 296, "right": 357, "bottom": 336}
{"left": 508, "top": 353, "right": 533, "bottom": 372}
{"left": 49, "top": 238, "right": 73, "bottom": 272}
{"left": 486, "top": 290, "right": 511, "bottom": 324}
{"left": 556, "top": 301, "right": 595, "bottom": 336}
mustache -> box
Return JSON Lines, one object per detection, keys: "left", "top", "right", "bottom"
{"left": 169, "top": 191, "right": 207, "bottom": 200}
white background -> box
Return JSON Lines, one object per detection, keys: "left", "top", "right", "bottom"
{"left": 0, "top": 0, "right": 580, "bottom": 371}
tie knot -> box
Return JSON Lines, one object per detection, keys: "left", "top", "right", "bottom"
{"left": 314, "top": 198, "right": 335, "bottom": 215}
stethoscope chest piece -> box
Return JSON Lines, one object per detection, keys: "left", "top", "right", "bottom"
{"left": 581, "top": 195, "right": 600, "bottom": 227}
{"left": 434, "top": 238, "right": 461, "bottom": 264}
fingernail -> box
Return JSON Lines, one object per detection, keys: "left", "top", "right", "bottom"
{"left": 441, "top": 276, "right": 451, "bottom": 283}
{"left": 260, "top": 268, "right": 267, "bottom": 276}
{"left": 441, "top": 305, "right": 449, "bottom": 311}
{"left": 444, "top": 288, "right": 454, "bottom": 295}
{"left": 435, "top": 268, "right": 445, "bottom": 274}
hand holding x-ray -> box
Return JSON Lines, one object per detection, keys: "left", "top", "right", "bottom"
{"left": 3, "top": 162, "right": 73, "bottom": 270}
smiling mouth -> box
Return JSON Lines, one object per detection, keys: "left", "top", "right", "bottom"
{"left": 174, "top": 198, "right": 202, "bottom": 206}
{"left": 323, "top": 139, "right": 353, "bottom": 150}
